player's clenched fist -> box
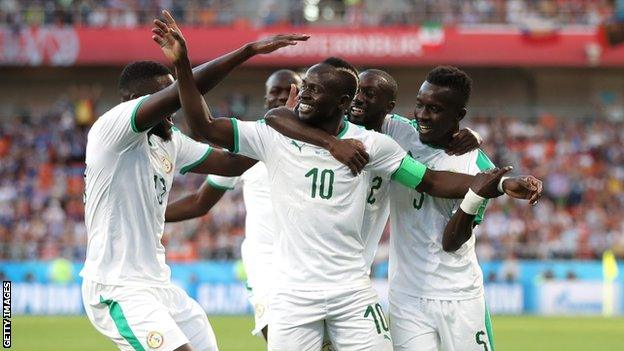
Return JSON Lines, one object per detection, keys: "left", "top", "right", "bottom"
{"left": 152, "top": 10, "right": 187, "bottom": 65}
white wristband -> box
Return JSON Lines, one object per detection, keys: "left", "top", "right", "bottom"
{"left": 460, "top": 188, "right": 486, "bottom": 215}
{"left": 498, "top": 176, "right": 510, "bottom": 193}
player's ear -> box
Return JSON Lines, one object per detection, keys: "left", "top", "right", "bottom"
{"left": 457, "top": 107, "right": 467, "bottom": 122}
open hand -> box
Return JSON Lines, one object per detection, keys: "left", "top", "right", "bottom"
{"left": 446, "top": 127, "right": 482, "bottom": 156}
{"left": 502, "top": 175, "right": 543, "bottom": 205}
{"left": 152, "top": 10, "right": 187, "bottom": 64}
{"left": 248, "top": 34, "right": 310, "bottom": 55}
{"left": 285, "top": 84, "right": 298, "bottom": 110}
{"left": 470, "top": 166, "right": 513, "bottom": 198}
{"left": 328, "top": 138, "right": 370, "bottom": 176}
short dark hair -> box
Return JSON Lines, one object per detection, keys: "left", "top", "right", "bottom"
{"left": 321, "top": 57, "right": 359, "bottom": 98}
{"left": 118, "top": 61, "right": 172, "bottom": 97}
{"left": 362, "top": 69, "right": 398, "bottom": 100}
{"left": 426, "top": 66, "right": 472, "bottom": 105}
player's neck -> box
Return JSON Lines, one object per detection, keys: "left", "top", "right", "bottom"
{"left": 316, "top": 115, "right": 345, "bottom": 136}
{"left": 424, "top": 131, "right": 455, "bottom": 149}
{"left": 366, "top": 116, "right": 384, "bottom": 132}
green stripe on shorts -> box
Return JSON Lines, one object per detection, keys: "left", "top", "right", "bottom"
{"left": 100, "top": 296, "right": 146, "bottom": 351}
{"left": 485, "top": 300, "right": 495, "bottom": 351}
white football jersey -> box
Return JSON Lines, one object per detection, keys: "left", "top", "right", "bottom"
{"left": 207, "top": 162, "right": 274, "bottom": 249}
{"left": 81, "top": 96, "right": 212, "bottom": 286}
{"left": 233, "top": 119, "right": 407, "bottom": 291}
{"left": 384, "top": 115, "right": 494, "bottom": 300}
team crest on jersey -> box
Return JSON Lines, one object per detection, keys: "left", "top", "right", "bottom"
{"left": 146, "top": 331, "right": 164, "bottom": 349}
{"left": 160, "top": 156, "right": 173, "bottom": 174}
{"left": 254, "top": 302, "right": 265, "bottom": 318}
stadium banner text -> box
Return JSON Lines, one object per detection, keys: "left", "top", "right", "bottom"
{"left": 2, "top": 26, "right": 624, "bottom": 67}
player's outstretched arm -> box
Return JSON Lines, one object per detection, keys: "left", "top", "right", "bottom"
{"left": 441, "top": 173, "right": 542, "bottom": 252}
{"left": 265, "top": 105, "right": 369, "bottom": 175}
{"left": 149, "top": 10, "right": 235, "bottom": 147}
{"left": 414, "top": 165, "right": 513, "bottom": 199}
{"left": 166, "top": 181, "right": 226, "bottom": 222}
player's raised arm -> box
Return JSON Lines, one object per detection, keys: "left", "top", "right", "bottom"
{"left": 135, "top": 11, "right": 309, "bottom": 146}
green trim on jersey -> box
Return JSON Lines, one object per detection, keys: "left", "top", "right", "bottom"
{"left": 475, "top": 149, "right": 495, "bottom": 224}
{"left": 180, "top": 147, "right": 213, "bottom": 175}
{"left": 171, "top": 125, "right": 181, "bottom": 132}
{"left": 485, "top": 300, "right": 495, "bottom": 351}
{"left": 99, "top": 296, "right": 146, "bottom": 351}
{"left": 130, "top": 96, "right": 150, "bottom": 133}
{"left": 230, "top": 118, "right": 240, "bottom": 153}
{"left": 476, "top": 149, "right": 495, "bottom": 171}
{"left": 391, "top": 155, "right": 427, "bottom": 189}
{"left": 206, "top": 176, "right": 234, "bottom": 191}
{"left": 337, "top": 121, "right": 349, "bottom": 139}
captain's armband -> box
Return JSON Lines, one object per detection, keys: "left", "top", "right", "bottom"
{"left": 391, "top": 155, "right": 427, "bottom": 189}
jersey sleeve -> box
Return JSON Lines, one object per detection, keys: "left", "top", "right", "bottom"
{"left": 206, "top": 174, "right": 240, "bottom": 191}
{"left": 363, "top": 133, "right": 425, "bottom": 186}
{"left": 92, "top": 95, "right": 150, "bottom": 152}
{"left": 174, "top": 130, "right": 213, "bottom": 175}
{"left": 468, "top": 149, "right": 496, "bottom": 224}
{"left": 382, "top": 114, "right": 420, "bottom": 151}
{"left": 230, "top": 118, "right": 272, "bottom": 162}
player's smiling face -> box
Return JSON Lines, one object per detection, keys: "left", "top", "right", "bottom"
{"left": 296, "top": 64, "right": 345, "bottom": 126}
{"left": 414, "top": 81, "right": 466, "bottom": 146}
{"left": 348, "top": 72, "right": 394, "bottom": 129}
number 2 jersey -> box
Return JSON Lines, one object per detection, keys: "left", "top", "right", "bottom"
{"left": 81, "top": 96, "right": 212, "bottom": 286}
{"left": 231, "top": 118, "right": 426, "bottom": 291}
{"left": 384, "top": 115, "right": 494, "bottom": 300}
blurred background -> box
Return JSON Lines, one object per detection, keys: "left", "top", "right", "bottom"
{"left": 2, "top": 0, "right": 624, "bottom": 350}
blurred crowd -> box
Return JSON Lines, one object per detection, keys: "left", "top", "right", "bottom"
{"left": 1, "top": 94, "right": 624, "bottom": 264}
{"left": 0, "top": 0, "right": 615, "bottom": 28}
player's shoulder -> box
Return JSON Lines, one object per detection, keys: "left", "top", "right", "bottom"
{"left": 382, "top": 114, "right": 418, "bottom": 138}
{"left": 384, "top": 114, "right": 417, "bottom": 129}
{"left": 346, "top": 121, "right": 394, "bottom": 144}
{"left": 92, "top": 95, "right": 148, "bottom": 131}
{"left": 452, "top": 148, "right": 494, "bottom": 172}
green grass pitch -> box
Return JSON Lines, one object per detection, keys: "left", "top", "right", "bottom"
{"left": 11, "top": 315, "right": 624, "bottom": 350}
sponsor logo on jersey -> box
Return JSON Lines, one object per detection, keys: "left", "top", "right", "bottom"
{"left": 146, "top": 331, "right": 164, "bottom": 349}
{"left": 290, "top": 140, "right": 304, "bottom": 152}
